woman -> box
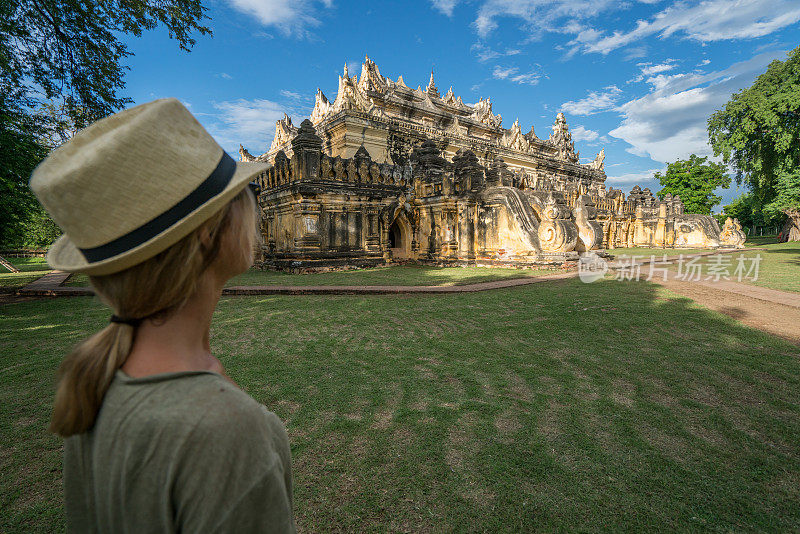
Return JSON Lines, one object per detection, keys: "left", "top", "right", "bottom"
{"left": 30, "top": 98, "right": 295, "bottom": 533}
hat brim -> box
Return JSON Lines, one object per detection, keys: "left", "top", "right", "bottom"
{"left": 47, "top": 161, "right": 268, "bottom": 276}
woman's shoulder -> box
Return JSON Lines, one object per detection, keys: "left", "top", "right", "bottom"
{"left": 109, "top": 370, "right": 286, "bottom": 445}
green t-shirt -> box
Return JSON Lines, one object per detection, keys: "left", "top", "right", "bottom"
{"left": 64, "top": 370, "right": 295, "bottom": 533}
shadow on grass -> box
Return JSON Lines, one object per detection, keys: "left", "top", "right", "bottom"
{"left": 1, "top": 278, "right": 799, "bottom": 532}
{"left": 226, "top": 264, "right": 558, "bottom": 288}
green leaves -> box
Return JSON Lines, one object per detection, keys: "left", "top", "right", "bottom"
{"left": 655, "top": 154, "right": 731, "bottom": 215}
{"left": 0, "top": 0, "right": 212, "bottom": 247}
{"left": 708, "top": 46, "right": 800, "bottom": 218}
{"left": 3, "top": 0, "right": 211, "bottom": 128}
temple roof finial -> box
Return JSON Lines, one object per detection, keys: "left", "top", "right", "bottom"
{"left": 426, "top": 67, "right": 439, "bottom": 97}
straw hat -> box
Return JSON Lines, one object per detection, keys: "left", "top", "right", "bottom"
{"left": 30, "top": 98, "right": 268, "bottom": 275}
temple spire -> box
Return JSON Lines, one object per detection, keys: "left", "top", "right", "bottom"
{"left": 426, "top": 68, "right": 439, "bottom": 98}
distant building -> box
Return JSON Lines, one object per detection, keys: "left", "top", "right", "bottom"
{"left": 240, "top": 56, "right": 744, "bottom": 270}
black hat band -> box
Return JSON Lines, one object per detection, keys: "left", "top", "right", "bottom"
{"left": 78, "top": 152, "right": 237, "bottom": 263}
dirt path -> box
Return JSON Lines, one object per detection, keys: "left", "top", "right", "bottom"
{"left": 649, "top": 273, "right": 800, "bottom": 346}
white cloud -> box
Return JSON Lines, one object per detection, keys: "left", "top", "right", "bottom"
{"left": 571, "top": 125, "right": 600, "bottom": 142}
{"left": 637, "top": 60, "right": 677, "bottom": 77}
{"left": 430, "top": 0, "right": 458, "bottom": 16}
{"left": 219, "top": 72, "right": 233, "bottom": 80}
{"left": 208, "top": 99, "right": 291, "bottom": 155}
{"left": 608, "top": 49, "right": 788, "bottom": 163}
{"left": 698, "top": 58, "right": 711, "bottom": 66}
{"left": 605, "top": 168, "right": 664, "bottom": 190}
{"left": 471, "top": 43, "right": 523, "bottom": 62}
{"left": 223, "top": 0, "right": 334, "bottom": 37}
{"left": 492, "top": 65, "right": 541, "bottom": 85}
{"left": 279, "top": 89, "right": 310, "bottom": 102}
{"left": 584, "top": 0, "right": 800, "bottom": 54}
{"left": 561, "top": 85, "right": 622, "bottom": 116}
{"left": 473, "top": 0, "right": 615, "bottom": 39}
{"left": 623, "top": 46, "right": 648, "bottom": 60}
{"left": 467, "top": 0, "right": 799, "bottom": 61}
{"left": 492, "top": 65, "right": 517, "bottom": 79}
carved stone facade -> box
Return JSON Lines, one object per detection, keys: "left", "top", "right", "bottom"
{"left": 241, "top": 57, "right": 743, "bottom": 269}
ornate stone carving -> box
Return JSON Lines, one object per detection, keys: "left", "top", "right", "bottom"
{"left": 502, "top": 119, "right": 532, "bottom": 152}
{"left": 486, "top": 157, "right": 513, "bottom": 187}
{"left": 538, "top": 193, "right": 578, "bottom": 253}
{"left": 574, "top": 195, "right": 603, "bottom": 252}
{"left": 333, "top": 157, "right": 345, "bottom": 181}
{"left": 719, "top": 217, "right": 747, "bottom": 248}
{"left": 589, "top": 148, "right": 605, "bottom": 171}
{"left": 239, "top": 145, "right": 257, "bottom": 162}
{"left": 548, "top": 112, "right": 579, "bottom": 163}
{"left": 370, "top": 162, "right": 381, "bottom": 183}
{"left": 274, "top": 150, "right": 291, "bottom": 183}
{"left": 332, "top": 64, "right": 384, "bottom": 117}
{"left": 470, "top": 97, "right": 502, "bottom": 129}
{"left": 290, "top": 119, "right": 323, "bottom": 181}
{"left": 310, "top": 88, "right": 333, "bottom": 125}
{"left": 358, "top": 55, "right": 388, "bottom": 94}
{"left": 321, "top": 154, "right": 332, "bottom": 180}
{"left": 453, "top": 148, "right": 484, "bottom": 193}
{"left": 346, "top": 159, "right": 358, "bottom": 183}
{"left": 443, "top": 86, "right": 456, "bottom": 105}
{"left": 410, "top": 140, "right": 446, "bottom": 179}
{"left": 425, "top": 70, "right": 439, "bottom": 98}
{"left": 447, "top": 115, "right": 465, "bottom": 137}
{"left": 270, "top": 114, "right": 298, "bottom": 153}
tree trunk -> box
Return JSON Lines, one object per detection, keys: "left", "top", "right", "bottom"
{"left": 778, "top": 209, "right": 800, "bottom": 242}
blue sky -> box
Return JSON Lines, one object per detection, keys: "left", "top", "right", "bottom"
{"left": 119, "top": 0, "right": 800, "bottom": 210}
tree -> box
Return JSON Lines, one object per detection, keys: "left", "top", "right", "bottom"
{"left": 654, "top": 154, "right": 731, "bottom": 215}
{"left": 720, "top": 192, "right": 785, "bottom": 234}
{"left": 708, "top": 46, "right": 800, "bottom": 241}
{"left": 0, "top": 0, "right": 212, "bottom": 247}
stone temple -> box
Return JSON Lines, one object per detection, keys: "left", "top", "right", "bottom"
{"left": 240, "top": 56, "right": 745, "bottom": 270}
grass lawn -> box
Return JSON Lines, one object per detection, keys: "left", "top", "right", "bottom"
{"left": 745, "top": 235, "right": 779, "bottom": 247}
{"left": 666, "top": 242, "right": 800, "bottom": 293}
{"left": 66, "top": 264, "right": 564, "bottom": 288}
{"left": 0, "top": 257, "right": 50, "bottom": 291}
{"left": 2, "top": 279, "right": 799, "bottom": 532}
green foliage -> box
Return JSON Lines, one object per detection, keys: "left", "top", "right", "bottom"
{"left": 722, "top": 191, "right": 787, "bottom": 230}
{"left": 0, "top": 0, "right": 212, "bottom": 247}
{"left": 655, "top": 154, "right": 731, "bottom": 214}
{"left": 766, "top": 169, "right": 800, "bottom": 219}
{"left": 2, "top": 0, "right": 211, "bottom": 128}
{"left": 708, "top": 46, "right": 800, "bottom": 217}
{"left": 20, "top": 207, "right": 62, "bottom": 248}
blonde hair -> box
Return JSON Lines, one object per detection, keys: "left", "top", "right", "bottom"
{"left": 50, "top": 188, "right": 258, "bottom": 437}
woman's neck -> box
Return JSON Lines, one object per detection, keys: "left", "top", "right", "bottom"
{"left": 121, "top": 273, "right": 225, "bottom": 378}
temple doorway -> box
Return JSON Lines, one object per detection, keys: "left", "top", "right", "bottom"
{"left": 388, "top": 216, "right": 411, "bottom": 259}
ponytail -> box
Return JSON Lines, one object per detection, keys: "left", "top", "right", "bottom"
{"left": 49, "top": 187, "right": 257, "bottom": 437}
{"left": 49, "top": 323, "right": 136, "bottom": 436}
